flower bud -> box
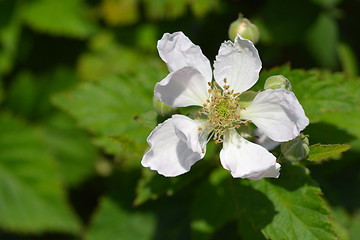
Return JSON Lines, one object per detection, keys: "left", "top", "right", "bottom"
{"left": 264, "top": 75, "right": 292, "bottom": 91}
{"left": 153, "top": 96, "right": 177, "bottom": 116}
{"left": 281, "top": 134, "right": 309, "bottom": 162}
{"left": 228, "top": 14, "right": 260, "bottom": 44}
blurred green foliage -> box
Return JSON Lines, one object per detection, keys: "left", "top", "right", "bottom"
{"left": 0, "top": 0, "right": 360, "bottom": 239}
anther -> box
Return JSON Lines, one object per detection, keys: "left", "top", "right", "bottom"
{"left": 198, "top": 127, "right": 203, "bottom": 131}
{"left": 208, "top": 82, "right": 212, "bottom": 86}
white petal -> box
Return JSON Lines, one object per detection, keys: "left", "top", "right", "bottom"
{"left": 251, "top": 163, "right": 281, "bottom": 180}
{"left": 157, "top": 32, "right": 212, "bottom": 82}
{"left": 154, "top": 66, "right": 209, "bottom": 107}
{"left": 254, "top": 128, "right": 280, "bottom": 151}
{"left": 241, "top": 89, "right": 309, "bottom": 142}
{"left": 220, "top": 129, "right": 279, "bottom": 180}
{"left": 213, "top": 35, "right": 261, "bottom": 94}
{"left": 171, "top": 114, "right": 208, "bottom": 154}
{"left": 142, "top": 118, "right": 204, "bottom": 177}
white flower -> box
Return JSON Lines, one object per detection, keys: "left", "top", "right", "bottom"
{"left": 141, "top": 32, "right": 309, "bottom": 180}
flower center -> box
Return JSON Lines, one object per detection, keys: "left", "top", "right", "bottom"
{"left": 197, "top": 79, "right": 251, "bottom": 144}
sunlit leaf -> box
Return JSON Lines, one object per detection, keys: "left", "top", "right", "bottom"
{"left": 110, "top": 134, "right": 146, "bottom": 157}
{"left": 52, "top": 69, "right": 159, "bottom": 155}
{"left": 21, "top": 0, "right": 98, "bottom": 38}
{"left": 307, "top": 144, "right": 351, "bottom": 161}
{"left": 191, "top": 163, "right": 337, "bottom": 239}
{"left": 0, "top": 115, "right": 80, "bottom": 233}
{"left": 100, "top": 0, "right": 139, "bottom": 26}
{"left": 246, "top": 163, "right": 337, "bottom": 240}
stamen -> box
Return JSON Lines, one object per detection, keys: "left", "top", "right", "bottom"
{"left": 197, "top": 76, "right": 247, "bottom": 144}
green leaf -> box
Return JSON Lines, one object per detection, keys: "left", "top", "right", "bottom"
{"left": 21, "top": 0, "right": 98, "bottom": 38}
{"left": 259, "top": 1, "right": 318, "bottom": 45}
{"left": 77, "top": 31, "right": 167, "bottom": 82}
{"left": 311, "top": 0, "right": 341, "bottom": 8}
{"left": 191, "top": 163, "right": 338, "bottom": 239}
{"left": 135, "top": 142, "right": 217, "bottom": 206}
{"left": 5, "top": 72, "right": 39, "bottom": 118}
{"left": 135, "top": 159, "right": 212, "bottom": 206}
{"left": 338, "top": 42, "right": 359, "bottom": 78}
{"left": 0, "top": 115, "right": 80, "bottom": 233}
{"left": 192, "top": 163, "right": 336, "bottom": 240}
{"left": 190, "top": 0, "right": 220, "bottom": 18}
{"left": 245, "top": 163, "right": 337, "bottom": 240}
{"left": 52, "top": 70, "right": 158, "bottom": 155}
{"left": 100, "top": 0, "right": 139, "bottom": 26}
{"left": 42, "top": 113, "right": 98, "bottom": 186}
{"left": 258, "top": 66, "right": 358, "bottom": 122}
{"left": 142, "top": 0, "right": 188, "bottom": 20}
{"left": 85, "top": 197, "right": 156, "bottom": 240}
{"left": 6, "top": 68, "right": 80, "bottom": 120}
{"left": 110, "top": 134, "right": 146, "bottom": 157}
{"left": 307, "top": 144, "right": 351, "bottom": 161}
{"left": 348, "top": 210, "right": 360, "bottom": 240}
{"left": 277, "top": 68, "right": 360, "bottom": 151}
{"left": 328, "top": 207, "right": 360, "bottom": 240}
{"left": 0, "top": 0, "right": 21, "bottom": 75}
{"left": 0, "top": 78, "right": 3, "bottom": 104}
{"left": 190, "top": 168, "right": 238, "bottom": 239}
{"left": 306, "top": 13, "right": 339, "bottom": 68}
